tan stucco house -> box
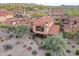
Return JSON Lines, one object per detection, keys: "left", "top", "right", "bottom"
{"left": 31, "top": 16, "right": 60, "bottom": 35}
{"left": 0, "top": 10, "right": 14, "bottom": 22}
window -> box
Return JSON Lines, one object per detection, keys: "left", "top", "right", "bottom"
{"left": 31, "top": 22, "right": 33, "bottom": 26}
{"left": 74, "top": 21, "right": 77, "bottom": 24}
{"left": 55, "top": 19, "right": 59, "bottom": 21}
{"left": 60, "top": 25, "right": 64, "bottom": 32}
{"left": 62, "top": 19, "right": 69, "bottom": 24}
{"left": 36, "top": 26, "right": 44, "bottom": 32}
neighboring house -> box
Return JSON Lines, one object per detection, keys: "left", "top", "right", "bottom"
{"left": 0, "top": 10, "right": 14, "bottom": 22}
{"left": 5, "top": 18, "right": 31, "bottom": 26}
{"left": 15, "top": 10, "right": 27, "bottom": 18}
{"left": 63, "top": 16, "right": 79, "bottom": 32}
{"left": 50, "top": 8, "right": 69, "bottom": 23}
{"left": 50, "top": 8, "right": 64, "bottom": 19}
{"left": 50, "top": 8, "right": 79, "bottom": 33}
{"left": 31, "top": 16, "right": 60, "bottom": 35}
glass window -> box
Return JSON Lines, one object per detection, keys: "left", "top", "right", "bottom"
{"left": 36, "top": 26, "right": 44, "bottom": 32}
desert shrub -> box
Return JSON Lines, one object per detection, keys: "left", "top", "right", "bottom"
{"left": 63, "top": 32, "right": 76, "bottom": 39}
{"left": 66, "top": 9, "right": 79, "bottom": 16}
{"left": 76, "top": 42, "right": 79, "bottom": 45}
{"left": 75, "top": 30, "right": 79, "bottom": 40}
{"left": 32, "top": 13, "right": 48, "bottom": 18}
{"left": 3, "top": 44, "right": 13, "bottom": 51}
{"left": 72, "top": 45, "right": 75, "bottom": 48}
{"left": 8, "top": 34, "right": 14, "bottom": 39}
{"left": 29, "top": 37, "right": 31, "bottom": 39}
{"left": 45, "top": 52, "right": 51, "bottom": 56}
{"left": 0, "top": 37, "right": 2, "bottom": 39}
{"left": 64, "top": 31, "right": 79, "bottom": 40}
{"left": 28, "top": 46, "right": 32, "bottom": 51}
{"left": 0, "top": 23, "right": 14, "bottom": 31}
{"left": 16, "top": 41, "right": 20, "bottom": 45}
{"left": 76, "top": 49, "right": 79, "bottom": 55}
{"left": 15, "top": 25, "right": 29, "bottom": 38}
{"left": 66, "top": 49, "right": 71, "bottom": 53}
{"left": 26, "top": 7, "right": 34, "bottom": 11}
{"left": 30, "top": 42, "right": 33, "bottom": 45}
{"left": 41, "top": 34, "right": 66, "bottom": 55}
{"left": 32, "top": 50, "right": 37, "bottom": 55}
{"left": 68, "top": 42, "right": 70, "bottom": 44}
{"left": 33, "top": 5, "right": 48, "bottom": 10}
{"left": 23, "top": 45, "right": 27, "bottom": 48}
{"left": 7, "top": 54, "right": 12, "bottom": 56}
{"left": 1, "top": 40, "right": 4, "bottom": 42}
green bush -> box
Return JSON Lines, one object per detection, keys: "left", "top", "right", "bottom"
{"left": 33, "top": 5, "right": 48, "bottom": 10}
{"left": 45, "top": 52, "right": 51, "bottom": 56}
{"left": 0, "top": 5, "right": 15, "bottom": 11}
{"left": 26, "top": 7, "right": 35, "bottom": 11}
{"left": 63, "top": 32, "right": 76, "bottom": 39}
{"left": 76, "top": 49, "right": 79, "bottom": 55}
{"left": 42, "top": 34, "right": 65, "bottom": 55}
{"left": 0, "top": 23, "right": 14, "bottom": 31}
{"left": 32, "top": 13, "right": 48, "bottom": 18}
{"left": 0, "top": 4, "right": 24, "bottom": 11}
{"left": 75, "top": 31, "right": 79, "bottom": 40}
{"left": 66, "top": 9, "right": 79, "bottom": 16}
{"left": 3, "top": 44, "right": 13, "bottom": 51}
{"left": 63, "top": 31, "right": 79, "bottom": 40}
{"left": 15, "top": 25, "right": 29, "bottom": 38}
{"left": 32, "top": 50, "right": 37, "bottom": 55}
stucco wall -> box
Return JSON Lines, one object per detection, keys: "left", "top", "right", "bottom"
{"left": 0, "top": 15, "right": 14, "bottom": 22}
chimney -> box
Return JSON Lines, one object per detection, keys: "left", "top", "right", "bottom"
{"left": 45, "top": 22, "right": 49, "bottom": 27}
{"left": 44, "top": 22, "right": 49, "bottom": 34}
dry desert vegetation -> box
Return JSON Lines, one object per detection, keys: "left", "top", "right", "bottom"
{"left": 0, "top": 3, "right": 79, "bottom": 56}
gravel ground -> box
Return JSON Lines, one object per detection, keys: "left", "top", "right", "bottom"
{"left": 0, "top": 31, "right": 46, "bottom": 56}
{"left": 0, "top": 30, "right": 79, "bottom": 56}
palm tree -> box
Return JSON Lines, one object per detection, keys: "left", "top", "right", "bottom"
{"left": 42, "top": 34, "right": 66, "bottom": 56}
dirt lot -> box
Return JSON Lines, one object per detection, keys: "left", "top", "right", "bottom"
{"left": 0, "top": 30, "right": 46, "bottom": 56}
{"left": 0, "top": 30, "right": 79, "bottom": 56}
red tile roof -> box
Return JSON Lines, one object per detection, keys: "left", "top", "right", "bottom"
{"left": 0, "top": 10, "right": 14, "bottom": 16}
{"left": 32, "top": 16, "right": 54, "bottom": 26}
{"left": 32, "top": 16, "right": 60, "bottom": 35}
{"left": 5, "top": 18, "right": 31, "bottom": 25}
{"left": 48, "top": 24, "right": 60, "bottom": 35}
{"left": 69, "top": 16, "right": 79, "bottom": 22}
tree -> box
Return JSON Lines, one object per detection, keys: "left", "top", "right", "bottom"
{"left": 33, "top": 5, "right": 48, "bottom": 10}
{"left": 26, "top": 7, "right": 34, "bottom": 11}
{"left": 41, "top": 34, "right": 66, "bottom": 55}
{"left": 32, "top": 13, "right": 48, "bottom": 18}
